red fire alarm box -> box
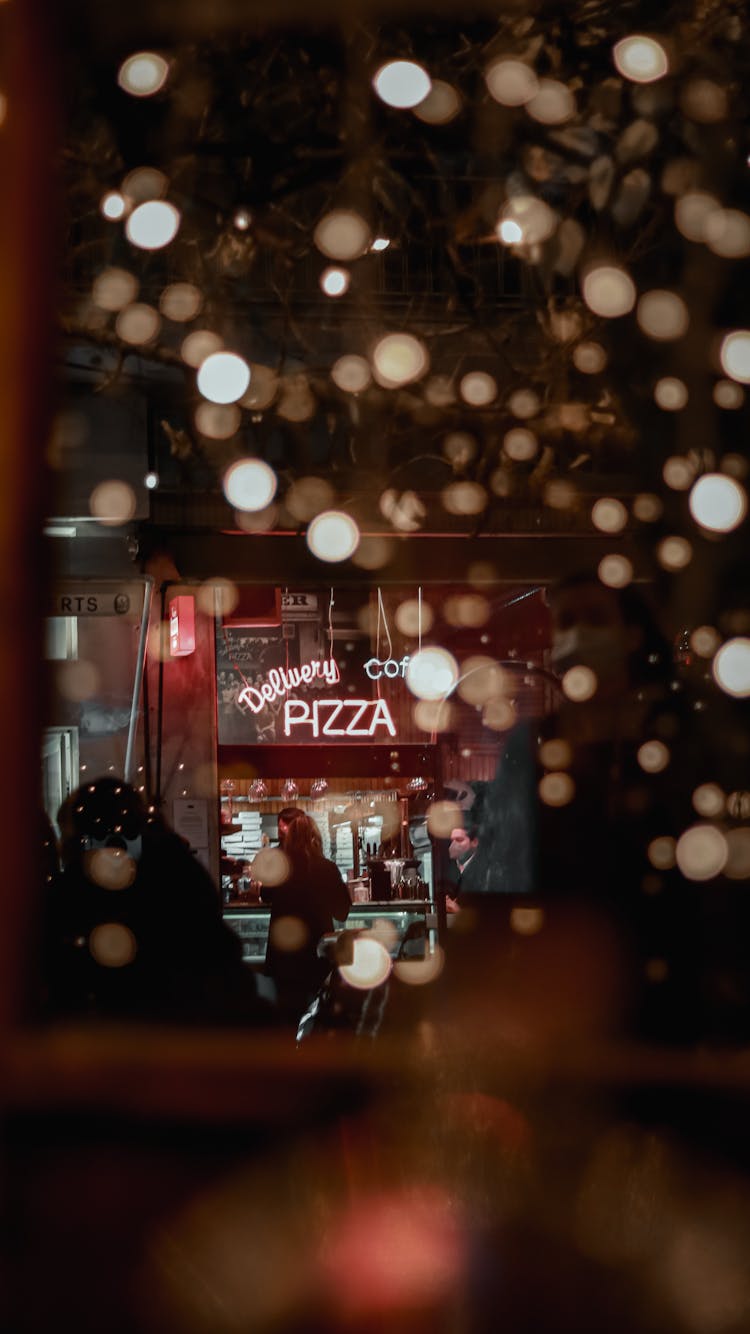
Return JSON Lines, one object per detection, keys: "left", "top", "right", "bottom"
{"left": 169, "top": 595, "right": 196, "bottom": 657}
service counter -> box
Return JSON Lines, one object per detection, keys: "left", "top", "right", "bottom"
{"left": 224, "top": 900, "right": 439, "bottom": 967}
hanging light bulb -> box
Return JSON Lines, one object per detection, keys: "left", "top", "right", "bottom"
{"left": 248, "top": 778, "right": 268, "bottom": 801}
{"left": 281, "top": 778, "right": 299, "bottom": 801}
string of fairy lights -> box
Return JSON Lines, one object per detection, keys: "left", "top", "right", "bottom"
{"left": 60, "top": 6, "right": 750, "bottom": 745}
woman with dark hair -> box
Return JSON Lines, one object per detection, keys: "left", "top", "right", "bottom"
{"left": 262, "top": 812, "right": 350, "bottom": 1024}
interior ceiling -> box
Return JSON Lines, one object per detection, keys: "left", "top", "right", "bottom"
{"left": 56, "top": 0, "right": 750, "bottom": 599}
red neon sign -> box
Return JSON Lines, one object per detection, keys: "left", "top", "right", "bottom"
{"left": 169, "top": 595, "right": 196, "bottom": 657}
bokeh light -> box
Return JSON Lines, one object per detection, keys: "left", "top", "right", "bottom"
{"left": 456, "top": 656, "right": 507, "bottom": 706}
{"left": 648, "top": 836, "right": 676, "bottom": 869}
{"left": 658, "top": 536, "right": 693, "bottom": 570}
{"left": 689, "top": 474, "right": 747, "bottom": 533}
{"left": 485, "top": 59, "right": 538, "bottom": 106}
{"left": 681, "top": 78, "right": 728, "bottom": 123}
{"left": 663, "top": 456, "right": 695, "bottom": 491}
{"left": 115, "top": 303, "right": 160, "bottom": 345}
{"left": 598, "top": 554, "right": 633, "bottom": 588}
{"left": 442, "top": 481, "right": 487, "bottom": 515}
{"left": 195, "top": 402, "right": 241, "bottom": 440}
{"left": 443, "top": 432, "right": 476, "bottom": 467}
{"left": 592, "top": 498, "right": 628, "bottom": 533}
{"left": 117, "top": 51, "right": 169, "bottom": 97}
{"left": 654, "top": 377, "right": 688, "bottom": 410}
{"left": 320, "top": 266, "right": 350, "bottom": 297}
{"left": 613, "top": 35, "right": 668, "bottom": 83}
{"left": 306, "top": 511, "right": 360, "bottom": 562}
{"left": 251, "top": 848, "right": 290, "bottom": 887}
{"left": 675, "top": 825, "right": 728, "bottom": 881}
{"left": 92, "top": 267, "right": 138, "bottom": 312}
{"left": 197, "top": 352, "right": 251, "bottom": 404}
{"left": 712, "top": 638, "right": 750, "bottom": 697}
{"left": 314, "top": 209, "right": 371, "bottom": 260}
{"left": 526, "top": 79, "right": 575, "bottom": 125}
{"left": 86, "top": 848, "right": 137, "bottom": 891}
{"left": 372, "top": 333, "right": 428, "bottom": 387}
{"left": 482, "top": 698, "right": 517, "bottom": 731}
{"left": 720, "top": 331, "right": 750, "bottom": 384}
{"left": 223, "top": 459, "right": 277, "bottom": 512}
{"left": 100, "top": 191, "right": 126, "bottom": 221}
{"left": 339, "top": 936, "right": 393, "bottom": 989}
{"left": 241, "top": 363, "right": 278, "bottom": 410}
{"left": 414, "top": 80, "right": 460, "bottom": 124}
{"left": 633, "top": 493, "right": 663, "bottom": 522}
{"left": 406, "top": 647, "right": 459, "bottom": 701}
{"left": 497, "top": 195, "right": 558, "bottom": 245}
{"left": 637, "top": 290, "right": 689, "bottom": 340}
{"left": 508, "top": 388, "right": 540, "bottom": 418}
{"left": 89, "top": 479, "right": 137, "bottom": 526}
{"left": 573, "top": 341, "right": 607, "bottom": 374}
{"left": 373, "top": 61, "right": 431, "bottom": 110}
{"left": 394, "top": 944, "right": 445, "bottom": 985}
{"left": 638, "top": 740, "right": 670, "bottom": 773}
{"left": 286, "top": 476, "right": 335, "bottom": 522}
{"left": 395, "top": 597, "right": 434, "bottom": 637}
{"left": 459, "top": 371, "right": 497, "bottom": 406}
{"left": 269, "top": 915, "right": 308, "bottom": 953}
{"left": 539, "top": 737, "right": 573, "bottom": 770}
{"left": 89, "top": 922, "right": 137, "bottom": 968}
{"left": 713, "top": 379, "right": 744, "bottom": 409}
{"left": 539, "top": 772, "right": 575, "bottom": 806}
{"left": 562, "top": 665, "right": 598, "bottom": 701}
{"left": 125, "top": 200, "right": 180, "bottom": 250}
{"left": 426, "top": 800, "right": 463, "bottom": 839}
{"left": 413, "top": 698, "right": 454, "bottom": 733}
{"left": 443, "top": 594, "right": 490, "bottom": 628}
{"left": 705, "top": 208, "right": 750, "bottom": 259}
{"left": 690, "top": 626, "right": 721, "bottom": 658}
{"left": 159, "top": 282, "right": 202, "bottom": 322}
{"left": 675, "top": 191, "right": 721, "bottom": 242}
{"left": 692, "top": 783, "right": 725, "bottom": 818}
{"left": 196, "top": 579, "right": 239, "bottom": 618}
{"left": 582, "top": 265, "right": 636, "bottom": 318}
{"left": 121, "top": 167, "right": 167, "bottom": 204}
{"left": 331, "top": 354, "right": 371, "bottom": 393}
{"left": 504, "top": 428, "right": 538, "bottom": 461}
{"left": 181, "top": 330, "right": 223, "bottom": 368}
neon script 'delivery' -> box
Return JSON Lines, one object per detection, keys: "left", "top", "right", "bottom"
{"left": 237, "top": 656, "right": 340, "bottom": 713}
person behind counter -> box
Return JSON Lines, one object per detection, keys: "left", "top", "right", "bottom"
{"left": 262, "top": 812, "right": 351, "bottom": 1024}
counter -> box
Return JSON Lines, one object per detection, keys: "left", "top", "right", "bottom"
{"left": 224, "top": 901, "right": 438, "bottom": 966}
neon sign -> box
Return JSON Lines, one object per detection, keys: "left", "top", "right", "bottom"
{"left": 284, "top": 697, "right": 396, "bottom": 738}
{"left": 364, "top": 655, "right": 410, "bottom": 680}
{"left": 237, "top": 656, "right": 340, "bottom": 713}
